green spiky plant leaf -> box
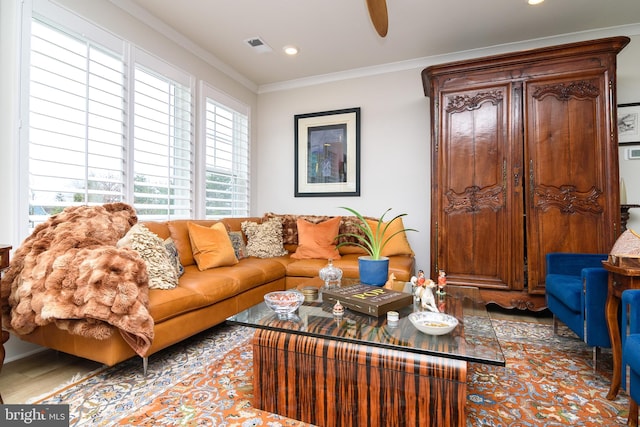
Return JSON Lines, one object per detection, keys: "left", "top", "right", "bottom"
{"left": 336, "top": 207, "right": 417, "bottom": 260}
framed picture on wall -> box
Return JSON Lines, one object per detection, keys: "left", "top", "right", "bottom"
{"left": 294, "top": 108, "right": 360, "bottom": 197}
{"left": 618, "top": 102, "right": 640, "bottom": 145}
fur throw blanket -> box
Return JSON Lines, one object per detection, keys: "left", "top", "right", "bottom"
{"left": 0, "top": 203, "right": 154, "bottom": 357}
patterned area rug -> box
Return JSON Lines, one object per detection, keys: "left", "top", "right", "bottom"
{"left": 468, "top": 320, "right": 629, "bottom": 426}
{"left": 32, "top": 318, "right": 630, "bottom": 426}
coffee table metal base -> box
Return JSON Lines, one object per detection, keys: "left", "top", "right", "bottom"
{"left": 252, "top": 328, "right": 467, "bottom": 427}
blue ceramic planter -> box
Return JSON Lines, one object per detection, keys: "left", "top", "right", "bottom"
{"left": 358, "top": 256, "right": 389, "bottom": 286}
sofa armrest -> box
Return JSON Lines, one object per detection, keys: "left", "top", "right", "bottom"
{"left": 623, "top": 289, "right": 640, "bottom": 336}
{"left": 582, "top": 267, "right": 609, "bottom": 337}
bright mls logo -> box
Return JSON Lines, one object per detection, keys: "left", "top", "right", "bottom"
{"left": 1, "top": 405, "right": 69, "bottom": 426}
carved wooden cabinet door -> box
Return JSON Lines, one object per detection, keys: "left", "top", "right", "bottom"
{"left": 435, "top": 83, "right": 524, "bottom": 293}
{"left": 524, "top": 73, "right": 619, "bottom": 293}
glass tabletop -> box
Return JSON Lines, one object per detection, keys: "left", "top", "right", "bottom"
{"left": 227, "top": 285, "right": 505, "bottom": 366}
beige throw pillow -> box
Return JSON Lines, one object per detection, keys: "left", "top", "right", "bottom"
{"left": 117, "top": 223, "right": 179, "bottom": 290}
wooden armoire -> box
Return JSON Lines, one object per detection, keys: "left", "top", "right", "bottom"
{"left": 422, "top": 37, "right": 629, "bottom": 311}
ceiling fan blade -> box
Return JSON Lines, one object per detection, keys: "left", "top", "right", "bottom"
{"left": 366, "top": 0, "right": 388, "bottom": 37}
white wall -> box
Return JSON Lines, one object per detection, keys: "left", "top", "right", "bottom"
{"left": 256, "top": 70, "right": 431, "bottom": 270}
{"left": 256, "top": 34, "right": 640, "bottom": 275}
{"left": 0, "top": 0, "right": 45, "bottom": 363}
{"left": 617, "top": 37, "right": 640, "bottom": 232}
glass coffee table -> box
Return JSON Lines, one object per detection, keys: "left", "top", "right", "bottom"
{"left": 227, "top": 284, "right": 504, "bottom": 427}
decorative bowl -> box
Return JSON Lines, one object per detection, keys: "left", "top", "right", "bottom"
{"left": 264, "top": 291, "right": 305, "bottom": 316}
{"left": 408, "top": 311, "right": 458, "bottom": 335}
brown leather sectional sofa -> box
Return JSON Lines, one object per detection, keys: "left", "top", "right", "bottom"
{"left": 13, "top": 216, "right": 415, "bottom": 368}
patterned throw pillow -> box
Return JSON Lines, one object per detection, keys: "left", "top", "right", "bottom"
{"left": 262, "top": 213, "right": 370, "bottom": 252}
{"left": 337, "top": 216, "right": 370, "bottom": 249}
{"left": 164, "top": 237, "right": 184, "bottom": 277}
{"left": 117, "top": 223, "right": 179, "bottom": 290}
{"left": 228, "top": 231, "right": 248, "bottom": 260}
{"left": 241, "top": 218, "right": 288, "bottom": 258}
{"left": 262, "top": 213, "right": 331, "bottom": 245}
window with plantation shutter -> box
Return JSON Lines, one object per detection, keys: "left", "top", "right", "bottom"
{"left": 26, "top": 13, "right": 195, "bottom": 229}
{"left": 24, "top": 3, "right": 248, "bottom": 237}
{"left": 28, "top": 18, "right": 126, "bottom": 228}
{"left": 132, "top": 64, "right": 193, "bottom": 220}
{"left": 203, "top": 86, "right": 250, "bottom": 218}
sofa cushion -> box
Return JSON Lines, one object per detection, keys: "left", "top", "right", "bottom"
{"left": 242, "top": 218, "right": 288, "bottom": 258}
{"left": 176, "top": 265, "right": 241, "bottom": 303}
{"left": 117, "top": 223, "right": 178, "bottom": 290}
{"left": 291, "top": 217, "right": 341, "bottom": 260}
{"left": 284, "top": 253, "right": 414, "bottom": 282}
{"left": 546, "top": 274, "right": 582, "bottom": 313}
{"left": 286, "top": 258, "right": 337, "bottom": 278}
{"left": 142, "top": 221, "right": 171, "bottom": 239}
{"left": 365, "top": 217, "right": 414, "bottom": 257}
{"left": 148, "top": 284, "right": 212, "bottom": 323}
{"left": 177, "top": 259, "right": 286, "bottom": 301}
{"left": 224, "top": 257, "right": 287, "bottom": 294}
{"left": 188, "top": 222, "right": 238, "bottom": 271}
{"left": 220, "top": 217, "right": 263, "bottom": 233}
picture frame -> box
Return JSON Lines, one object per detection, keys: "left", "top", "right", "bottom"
{"left": 294, "top": 107, "right": 360, "bottom": 197}
{"left": 618, "top": 102, "right": 640, "bottom": 145}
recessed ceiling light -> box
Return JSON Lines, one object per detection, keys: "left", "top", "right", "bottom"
{"left": 528, "top": 0, "right": 544, "bottom": 5}
{"left": 283, "top": 45, "right": 299, "bottom": 56}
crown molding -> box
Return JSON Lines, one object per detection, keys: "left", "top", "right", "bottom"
{"left": 258, "top": 23, "right": 640, "bottom": 94}
{"left": 109, "top": 0, "right": 258, "bottom": 93}
{"left": 105, "top": 2, "right": 640, "bottom": 96}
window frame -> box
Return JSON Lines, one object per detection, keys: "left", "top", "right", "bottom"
{"left": 198, "top": 82, "right": 251, "bottom": 219}
{"left": 27, "top": 16, "right": 128, "bottom": 217}
{"left": 130, "top": 54, "right": 195, "bottom": 220}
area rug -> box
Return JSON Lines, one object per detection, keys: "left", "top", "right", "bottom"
{"left": 467, "top": 320, "right": 629, "bottom": 426}
{"left": 32, "top": 318, "right": 631, "bottom": 426}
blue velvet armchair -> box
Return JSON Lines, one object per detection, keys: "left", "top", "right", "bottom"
{"left": 622, "top": 289, "right": 640, "bottom": 427}
{"left": 545, "top": 253, "right": 610, "bottom": 366}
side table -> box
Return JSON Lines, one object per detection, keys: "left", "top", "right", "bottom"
{"left": 0, "top": 244, "right": 11, "bottom": 404}
{"left": 603, "top": 260, "right": 640, "bottom": 400}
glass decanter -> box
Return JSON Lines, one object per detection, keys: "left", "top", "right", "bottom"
{"left": 319, "top": 258, "right": 343, "bottom": 289}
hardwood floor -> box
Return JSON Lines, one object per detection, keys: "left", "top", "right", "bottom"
{"left": 0, "top": 306, "right": 552, "bottom": 404}
{"left": 0, "top": 349, "right": 102, "bottom": 404}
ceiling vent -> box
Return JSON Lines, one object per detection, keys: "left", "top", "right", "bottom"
{"left": 244, "top": 37, "right": 273, "bottom": 53}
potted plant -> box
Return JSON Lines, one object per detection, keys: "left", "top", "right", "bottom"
{"left": 336, "top": 207, "right": 417, "bottom": 286}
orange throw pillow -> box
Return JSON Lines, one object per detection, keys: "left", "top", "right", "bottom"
{"left": 188, "top": 222, "right": 239, "bottom": 270}
{"left": 365, "top": 217, "right": 414, "bottom": 257}
{"left": 291, "top": 216, "right": 342, "bottom": 260}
